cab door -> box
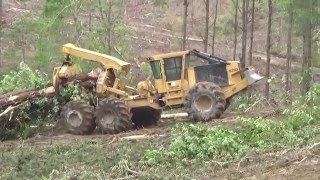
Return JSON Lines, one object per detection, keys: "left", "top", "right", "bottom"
{"left": 163, "top": 56, "right": 184, "bottom": 91}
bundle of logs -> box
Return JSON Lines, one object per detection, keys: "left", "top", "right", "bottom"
{"left": 0, "top": 72, "right": 98, "bottom": 118}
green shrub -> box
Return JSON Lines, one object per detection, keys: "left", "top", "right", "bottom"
{"left": 229, "top": 94, "right": 258, "bottom": 112}
{"left": 283, "top": 84, "right": 320, "bottom": 128}
{"left": 0, "top": 63, "right": 54, "bottom": 139}
{"left": 168, "top": 125, "right": 249, "bottom": 160}
{"left": 43, "top": 0, "right": 71, "bottom": 17}
{"left": 239, "top": 117, "right": 302, "bottom": 148}
{"left": 0, "top": 62, "right": 46, "bottom": 94}
{"left": 143, "top": 85, "right": 320, "bottom": 164}
{"left": 143, "top": 124, "right": 249, "bottom": 163}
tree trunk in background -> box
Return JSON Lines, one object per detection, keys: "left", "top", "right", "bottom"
{"left": 300, "top": 0, "right": 313, "bottom": 95}
{"left": 107, "top": 0, "right": 112, "bottom": 55}
{"left": 0, "top": 0, "right": 2, "bottom": 67}
{"left": 97, "top": 0, "right": 107, "bottom": 50}
{"left": 190, "top": 0, "right": 195, "bottom": 32}
{"left": 98, "top": 0, "right": 104, "bottom": 20}
{"left": 89, "top": 11, "right": 92, "bottom": 31}
{"left": 22, "top": 34, "right": 26, "bottom": 61}
{"left": 241, "top": 0, "right": 248, "bottom": 69}
{"left": 182, "top": 0, "right": 188, "bottom": 50}
{"left": 212, "top": 0, "right": 219, "bottom": 55}
{"left": 204, "top": 0, "right": 209, "bottom": 52}
{"left": 301, "top": 23, "right": 312, "bottom": 95}
{"left": 285, "top": 0, "right": 293, "bottom": 104}
{"left": 233, "top": 0, "right": 238, "bottom": 60}
{"left": 249, "top": 0, "right": 255, "bottom": 66}
{"left": 265, "top": 0, "right": 272, "bottom": 99}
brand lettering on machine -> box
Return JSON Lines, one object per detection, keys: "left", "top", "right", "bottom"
{"left": 229, "top": 68, "right": 239, "bottom": 72}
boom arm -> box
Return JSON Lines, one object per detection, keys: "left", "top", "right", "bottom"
{"left": 62, "top": 43, "right": 130, "bottom": 72}
{"left": 190, "top": 49, "right": 229, "bottom": 65}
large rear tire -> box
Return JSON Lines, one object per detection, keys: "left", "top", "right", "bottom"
{"left": 185, "top": 82, "right": 226, "bottom": 121}
{"left": 95, "top": 97, "right": 131, "bottom": 134}
{"left": 131, "top": 107, "right": 161, "bottom": 127}
{"left": 60, "top": 101, "right": 96, "bottom": 135}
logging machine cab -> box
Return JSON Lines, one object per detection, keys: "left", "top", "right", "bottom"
{"left": 147, "top": 50, "right": 263, "bottom": 106}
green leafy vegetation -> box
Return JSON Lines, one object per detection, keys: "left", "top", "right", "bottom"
{"left": 143, "top": 84, "right": 320, "bottom": 164}
{"left": 0, "top": 63, "right": 87, "bottom": 140}
{"left": 229, "top": 94, "right": 259, "bottom": 112}
{"left": 0, "top": 63, "right": 52, "bottom": 139}
{"left": 0, "top": 62, "right": 47, "bottom": 94}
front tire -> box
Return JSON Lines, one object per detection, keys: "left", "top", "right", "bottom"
{"left": 60, "top": 101, "right": 96, "bottom": 135}
{"left": 95, "top": 97, "right": 131, "bottom": 134}
{"left": 185, "top": 82, "right": 226, "bottom": 121}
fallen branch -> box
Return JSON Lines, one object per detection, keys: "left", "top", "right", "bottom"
{"left": 309, "top": 142, "right": 320, "bottom": 155}
{"left": 0, "top": 105, "right": 21, "bottom": 140}
{"left": 0, "top": 105, "right": 19, "bottom": 118}
{"left": 297, "top": 156, "right": 308, "bottom": 165}
{"left": 161, "top": 112, "right": 188, "bottom": 119}
{"left": 120, "top": 134, "right": 166, "bottom": 141}
{"left": 244, "top": 98, "right": 263, "bottom": 112}
{"left": 213, "top": 160, "right": 232, "bottom": 168}
{"left": 124, "top": 161, "right": 160, "bottom": 178}
{"left": 108, "top": 136, "right": 117, "bottom": 144}
{"left": 237, "top": 151, "right": 257, "bottom": 171}
{"left": 115, "top": 175, "right": 136, "bottom": 180}
{"left": 120, "top": 134, "right": 148, "bottom": 140}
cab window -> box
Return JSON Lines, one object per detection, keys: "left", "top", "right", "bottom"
{"left": 150, "top": 60, "right": 161, "bottom": 79}
{"left": 164, "top": 57, "right": 182, "bottom": 81}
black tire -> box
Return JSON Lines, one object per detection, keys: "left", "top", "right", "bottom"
{"left": 60, "top": 101, "right": 96, "bottom": 135}
{"left": 131, "top": 107, "right": 161, "bottom": 127}
{"left": 185, "top": 82, "right": 226, "bottom": 121}
{"left": 95, "top": 97, "right": 131, "bottom": 134}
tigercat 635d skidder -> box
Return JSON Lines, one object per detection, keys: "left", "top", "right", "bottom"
{"left": 53, "top": 44, "right": 263, "bottom": 135}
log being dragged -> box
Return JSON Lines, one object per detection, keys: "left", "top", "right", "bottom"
{"left": 0, "top": 72, "right": 99, "bottom": 109}
{"left": 0, "top": 89, "right": 37, "bottom": 99}
{"left": 0, "top": 86, "right": 55, "bottom": 109}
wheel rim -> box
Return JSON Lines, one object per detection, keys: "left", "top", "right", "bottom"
{"left": 66, "top": 110, "right": 83, "bottom": 127}
{"left": 194, "top": 94, "right": 214, "bottom": 112}
{"left": 99, "top": 110, "right": 115, "bottom": 128}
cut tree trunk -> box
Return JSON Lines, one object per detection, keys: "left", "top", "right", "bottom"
{"left": 0, "top": 0, "right": 2, "bottom": 67}
{"left": 0, "top": 87, "right": 55, "bottom": 109}
{"left": 241, "top": 0, "right": 249, "bottom": 69}
{"left": 300, "top": 0, "right": 313, "bottom": 95}
{"left": 233, "top": 0, "right": 239, "bottom": 60}
{"left": 182, "top": 0, "right": 188, "bottom": 50}
{"left": 285, "top": 0, "right": 293, "bottom": 104}
{"left": 265, "top": 0, "right": 272, "bottom": 99}
{"left": 107, "top": 0, "right": 112, "bottom": 55}
{"left": 249, "top": 0, "right": 255, "bottom": 66}
{"left": 212, "top": 0, "right": 219, "bottom": 55}
{"left": 204, "top": 0, "right": 209, "bottom": 52}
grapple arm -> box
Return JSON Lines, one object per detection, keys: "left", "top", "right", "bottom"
{"left": 62, "top": 43, "right": 130, "bottom": 72}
